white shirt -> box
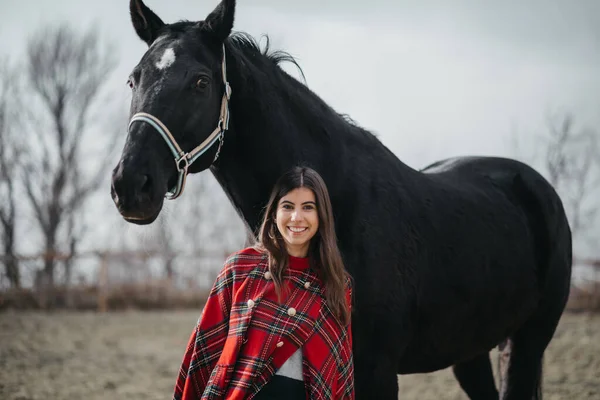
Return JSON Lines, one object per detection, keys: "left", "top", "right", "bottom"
{"left": 276, "top": 348, "right": 303, "bottom": 381}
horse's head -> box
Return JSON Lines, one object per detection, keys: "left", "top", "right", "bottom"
{"left": 111, "top": 0, "right": 235, "bottom": 224}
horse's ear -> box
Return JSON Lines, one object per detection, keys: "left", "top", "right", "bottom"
{"left": 130, "top": 0, "right": 165, "bottom": 46}
{"left": 202, "top": 0, "right": 236, "bottom": 43}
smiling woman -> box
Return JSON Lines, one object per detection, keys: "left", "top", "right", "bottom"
{"left": 257, "top": 167, "right": 349, "bottom": 318}
{"left": 274, "top": 187, "right": 319, "bottom": 258}
{"left": 174, "top": 166, "right": 353, "bottom": 399}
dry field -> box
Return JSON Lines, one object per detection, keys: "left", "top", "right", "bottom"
{"left": 0, "top": 311, "right": 598, "bottom": 399}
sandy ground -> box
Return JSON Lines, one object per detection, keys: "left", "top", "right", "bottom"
{"left": 0, "top": 311, "right": 598, "bottom": 399}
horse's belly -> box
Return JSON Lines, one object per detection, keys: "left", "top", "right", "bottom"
{"left": 396, "top": 278, "right": 539, "bottom": 374}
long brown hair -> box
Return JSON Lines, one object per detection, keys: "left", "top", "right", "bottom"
{"left": 257, "top": 166, "right": 351, "bottom": 326}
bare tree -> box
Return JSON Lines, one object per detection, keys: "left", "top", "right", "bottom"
{"left": 542, "top": 112, "right": 600, "bottom": 242}
{"left": 510, "top": 110, "right": 600, "bottom": 267}
{"left": 137, "top": 174, "right": 246, "bottom": 286}
{"left": 154, "top": 221, "right": 177, "bottom": 282}
{"left": 20, "top": 23, "right": 120, "bottom": 291}
{"left": 505, "top": 111, "right": 599, "bottom": 388}
{"left": 0, "top": 59, "right": 22, "bottom": 288}
{"left": 176, "top": 174, "right": 245, "bottom": 273}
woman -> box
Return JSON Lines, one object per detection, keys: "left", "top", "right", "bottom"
{"left": 174, "top": 166, "right": 354, "bottom": 400}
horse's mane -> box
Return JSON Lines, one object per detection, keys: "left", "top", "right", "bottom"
{"left": 227, "top": 32, "right": 307, "bottom": 84}
{"left": 225, "top": 31, "right": 374, "bottom": 139}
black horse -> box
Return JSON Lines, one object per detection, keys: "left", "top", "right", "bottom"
{"left": 111, "top": 1, "right": 572, "bottom": 399}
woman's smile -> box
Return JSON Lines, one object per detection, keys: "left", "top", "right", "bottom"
{"left": 276, "top": 187, "right": 319, "bottom": 257}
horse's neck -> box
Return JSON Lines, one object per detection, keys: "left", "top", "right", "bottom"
{"left": 211, "top": 52, "right": 345, "bottom": 232}
{"left": 210, "top": 45, "right": 414, "bottom": 234}
{"left": 210, "top": 88, "right": 309, "bottom": 233}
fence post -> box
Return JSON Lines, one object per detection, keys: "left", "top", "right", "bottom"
{"left": 98, "top": 253, "right": 108, "bottom": 312}
{"left": 595, "top": 264, "right": 599, "bottom": 311}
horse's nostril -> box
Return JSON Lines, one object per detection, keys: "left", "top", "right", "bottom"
{"left": 140, "top": 174, "right": 153, "bottom": 195}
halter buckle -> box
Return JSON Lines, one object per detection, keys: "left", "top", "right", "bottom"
{"left": 225, "top": 82, "right": 232, "bottom": 100}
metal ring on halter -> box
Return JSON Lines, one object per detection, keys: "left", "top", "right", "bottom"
{"left": 176, "top": 155, "right": 190, "bottom": 172}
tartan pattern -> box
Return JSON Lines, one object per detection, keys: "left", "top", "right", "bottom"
{"left": 174, "top": 247, "right": 354, "bottom": 400}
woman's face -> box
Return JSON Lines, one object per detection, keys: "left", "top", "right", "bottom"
{"left": 275, "top": 187, "right": 319, "bottom": 257}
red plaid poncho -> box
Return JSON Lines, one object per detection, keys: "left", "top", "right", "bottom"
{"left": 173, "top": 247, "right": 354, "bottom": 400}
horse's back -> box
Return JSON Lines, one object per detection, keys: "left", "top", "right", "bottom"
{"left": 422, "top": 155, "right": 547, "bottom": 184}
{"left": 419, "top": 155, "right": 572, "bottom": 304}
{"left": 420, "top": 155, "right": 568, "bottom": 244}
{"left": 420, "top": 155, "right": 570, "bottom": 264}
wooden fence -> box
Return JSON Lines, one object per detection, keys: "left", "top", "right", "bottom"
{"left": 0, "top": 249, "right": 233, "bottom": 311}
{"left": 1, "top": 253, "right": 599, "bottom": 311}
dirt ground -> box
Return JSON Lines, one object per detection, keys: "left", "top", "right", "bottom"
{"left": 0, "top": 311, "right": 598, "bottom": 400}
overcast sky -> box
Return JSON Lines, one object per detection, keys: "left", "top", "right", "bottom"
{"left": 3, "top": 0, "right": 599, "bottom": 169}
{"left": 1, "top": 0, "right": 599, "bottom": 283}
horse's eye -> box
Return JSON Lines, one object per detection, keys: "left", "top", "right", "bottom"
{"left": 195, "top": 77, "right": 209, "bottom": 90}
{"left": 126, "top": 79, "right": 134, "bottom": 89}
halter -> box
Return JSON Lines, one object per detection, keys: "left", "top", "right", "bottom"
{"left": 127, "top": 45, "right": 232, "bottom": 200}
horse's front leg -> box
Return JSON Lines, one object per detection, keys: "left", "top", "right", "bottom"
{"left": 354, "top": 349, "right": 399, "bottom": 399}
{"left": 352, "top": 310, "right": 410, "bottom": 400}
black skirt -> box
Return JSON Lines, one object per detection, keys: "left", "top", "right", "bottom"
{"left": 253, "top": 375, "right": 306, "bottom": 400}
